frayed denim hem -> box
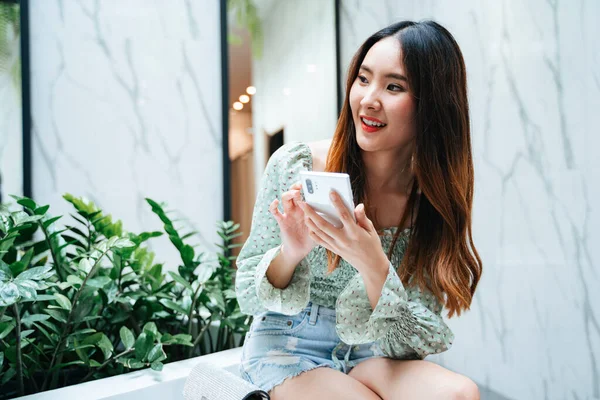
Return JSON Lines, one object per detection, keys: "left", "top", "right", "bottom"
{"left": 263, "top": 362, "right": 334, "bottom": 394}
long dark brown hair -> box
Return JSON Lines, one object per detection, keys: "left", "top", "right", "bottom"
{"left": 325, "top": 20, "right": 482, "bottom": 318}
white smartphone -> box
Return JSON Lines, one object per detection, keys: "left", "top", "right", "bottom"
{"left": 299, "top": 171, "right": 356, "bottom": 228}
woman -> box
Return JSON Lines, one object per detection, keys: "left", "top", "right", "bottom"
{"left": 235, "top": 20, "right": 482, "bottom": 399}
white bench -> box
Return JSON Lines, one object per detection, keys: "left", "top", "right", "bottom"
{"left": 18, "top": 347, "right": 245, "bottom": 400}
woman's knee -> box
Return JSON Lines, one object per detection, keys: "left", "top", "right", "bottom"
{"left": 447, "top": 375, "right": 480, "bottom": 400}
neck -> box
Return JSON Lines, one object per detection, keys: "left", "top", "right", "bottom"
{"left": 361, "top": 145, "right": 415, "bottom": 195}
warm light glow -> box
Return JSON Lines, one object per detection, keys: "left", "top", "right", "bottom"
{"left": 239, "top": 94, "right": 250, "bottom": 103}
{"left": 246, "top": 86, "right": 256, "bottom": 95}
{"left": 233, "top": 102, "right": 243, "bottom": 110}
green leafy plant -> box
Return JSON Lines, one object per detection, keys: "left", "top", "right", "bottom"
{"left": 0, "top": 2, "right": 21, "bottom": 101}
{"left": 227, "top": 0, "right": 263, "bottom": 58}
{"left": 0, "top": 194, "right": 250, "bottom": 398}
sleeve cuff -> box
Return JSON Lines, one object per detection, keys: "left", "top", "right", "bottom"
{"left": 254, "top": 245, "right": 311, "bottom": 315}
{"left": 335, "top": 261, "right": 405, "bottom": 344}
{"left": 335, "top": 262, "right": 454, "bottom": 358}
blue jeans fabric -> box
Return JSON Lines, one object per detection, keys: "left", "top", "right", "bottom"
{"left": 239, "top": 301, "right": 387, "bottom": 393}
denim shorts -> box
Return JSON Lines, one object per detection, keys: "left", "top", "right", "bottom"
{"left": 238, "top": 301, "right": 387, "bottom": 393}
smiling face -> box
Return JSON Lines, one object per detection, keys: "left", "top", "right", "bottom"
{"left": 349, "top": 36, "right": 417, "bottom": 154}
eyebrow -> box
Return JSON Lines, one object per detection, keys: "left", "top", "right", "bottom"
{"left": 359, "top": 65, "right": 408, "bottom": 82}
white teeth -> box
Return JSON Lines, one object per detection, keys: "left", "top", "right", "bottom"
{"left": 361, "top": 118, "right": 386, "bottom": 127}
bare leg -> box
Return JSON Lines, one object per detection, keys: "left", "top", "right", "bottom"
{"left": 269, "top": 366, "right": 383, "bottom": 400}
{"left": 348, "top": 358, "right": 480, "bottom": 400}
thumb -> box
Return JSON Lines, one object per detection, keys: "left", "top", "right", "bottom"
{"left": 354, "top": 204, "right": 370, "bottom": 229}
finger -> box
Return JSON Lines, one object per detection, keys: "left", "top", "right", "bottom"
{"left": 269, "top": 199, "right": 284, "bottom": 223}
{"left": 329, "top": 190, "right": 354, "bottom": 227}
{"left": 354, "top": 203, "right": 373, "bottom": 231}
{"left": 298, "top": 200, "right": 338, "bottom": 238}
{"left": 290, "top": 182, "right": 302, "bottom": 190}
{"left": 308, "top": 228, "right": 335, "bottom": 252}
{"left": 305, "top": 215, "right": 335, "bottom": 245}
{"left": 290, "top": 182, "right": 304, "bottom": 204}
{"left": 281, "top": 190, "right": 300, "bottom": 214}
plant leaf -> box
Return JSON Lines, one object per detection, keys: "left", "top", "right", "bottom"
{"left": 42, "top": 215, "right": 62, "bottom": 230}
{"left": 114, "top": 238, "right": 135, "bottom": 249}
{"left": 54, "top": 293, "right": 72, "bottom": 310}
{"left": 86, "top": 276, "right": 111, "bottom": 289}
{"left": 159, "top": 299, "right": 188, "bottom": 315}
{"left": 0, "top": 262, "right": 12, "bottom": 282}
{"left": 168, "top": 272, "right": 193, "bottom": 292}
{"left": 45, "top": 308, "right": 67, "bottom": 323}
{"left": 89, "top": 359, "right": 102, "bottom": 367}
{"left": 74, "top": 337, "right": 89, "bottom": 364}
{"left": 0, "top": 282, "right": 19, "bottom": 306}
{"left": 147, "top": 343, "right": 166, "bottom": 363}
{"left": 34, "top": 204, "right": 50, "bottom": 215}
{"left": 97, "top": 333, "right": 114, "bottom": 360}
{"left": 0, "top": 322, "right": 15, "bottom": 340}
{"left": 134, "top": 332, "right": 153, "bottom": 361}
{"left": 120, "top": 326, "right": 135, "bottom": 350}
{"left": 15, "top": 281, "right": 37, "bottom": 301}
{"left": 16, "top": 265, "right": 53, "bottom": 281}
{"left": 1, "top": 367, "right": 16, "bottom": 385}
{"left": 82, "top": 332, "right": 103, "bottom": 345}
{"left": 150, "top": 361, "right": 163, "bottom": 371}
{"left": 142, "top": 322, "right": 158, "bottom": 337}
{"left": 21, "top": 313, "right": 50, "bottom": 326}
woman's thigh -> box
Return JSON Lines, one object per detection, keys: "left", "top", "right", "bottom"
{"left": 347, "top": 358, "right": 480, "bottom": 400}
{"left": 270, "top": 365, "right": 383, "bottom": 400}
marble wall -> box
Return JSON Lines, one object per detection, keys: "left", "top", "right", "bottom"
{"left": 28, "top": 0, "right": 224, "bottom": 269}
{"left": 251, "top": 0, "right": 337, "bottom": 184}
{"left": 340, "top": 1, "right": 600, "bottom": 399}
{"left": 0, "top": 1, "right": 23, "bottom": 201}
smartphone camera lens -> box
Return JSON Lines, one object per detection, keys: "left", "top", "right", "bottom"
{"left": 306, "top": 179, "right": 314, "bottom": 194}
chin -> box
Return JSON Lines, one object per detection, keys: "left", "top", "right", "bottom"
{"left": 355, "top": 129, "right": 382, "bottom": 152}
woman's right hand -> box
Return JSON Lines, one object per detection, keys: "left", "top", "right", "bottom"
{"left": 268, "top": 182, "right": 316, "bottom": 263}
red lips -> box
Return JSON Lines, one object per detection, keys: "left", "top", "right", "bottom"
{"left": 359, "top": 115, "right": 386, "bottom": 133}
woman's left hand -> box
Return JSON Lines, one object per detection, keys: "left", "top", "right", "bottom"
{"left": 297, "top": 190, "right": 389, "bottom": 276}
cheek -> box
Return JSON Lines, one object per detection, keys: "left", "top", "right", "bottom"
{"left": 389, "top": 97, "right": 416, "bottom": 122}
{"left": 348, "top": 83, "right": 362, "bottom": 114}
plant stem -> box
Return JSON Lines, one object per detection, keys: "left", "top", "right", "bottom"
{"left": 78, "top": 348, "right": 134, "bottom": 384}
{"left": 13, "top": 304, "right": 24, "bottom": 396}
{"left": 187, "top": 283, "right": 203, "bottom": 336}
{"left": 188, "top": 317, "right": 212, "bottom": 358}
{"left": 206, "top": 323, "right": 214, "bottom": 353}
{"left": 215, "top": 322, "right": 223, "bottom": 352}
{"left": 42, "top": 248, "right": 110, "bottom": 391}
{"left": 0, "top": 306, "right": 6, "bottom": 321}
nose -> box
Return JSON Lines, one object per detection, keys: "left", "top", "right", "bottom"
{"left": 360, "top": 86, "right": 381, "bottom": 110}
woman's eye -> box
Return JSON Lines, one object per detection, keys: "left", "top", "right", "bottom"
{"left": 388, "top": 84, "right": 405, "bottom": 92}
{"left": 358, "top": 75, "right": 368, "bottom": 84}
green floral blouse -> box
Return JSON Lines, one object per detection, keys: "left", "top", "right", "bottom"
{"left": 234, "top": 142, "right": 454, "bottom": 359}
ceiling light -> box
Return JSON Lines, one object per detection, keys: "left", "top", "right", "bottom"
{"left": 246, "top": 86, "right": 256, "bottom": 95}
{"left": 233, "top": 102, "right": 243, "bottom": 110}
{"left": 239, "top": 94, "right": 250, "bottom": 103}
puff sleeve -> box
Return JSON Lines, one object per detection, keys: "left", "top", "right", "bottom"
{"left": 335, "top": 262, "right": 454, "bottom": 359}
{"left": 234, "top": 143, "right": 312, "bottom": 316}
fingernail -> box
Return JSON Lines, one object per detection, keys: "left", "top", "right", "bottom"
{"left": 329, "top": 190, "right": 336, "bottom": 200}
